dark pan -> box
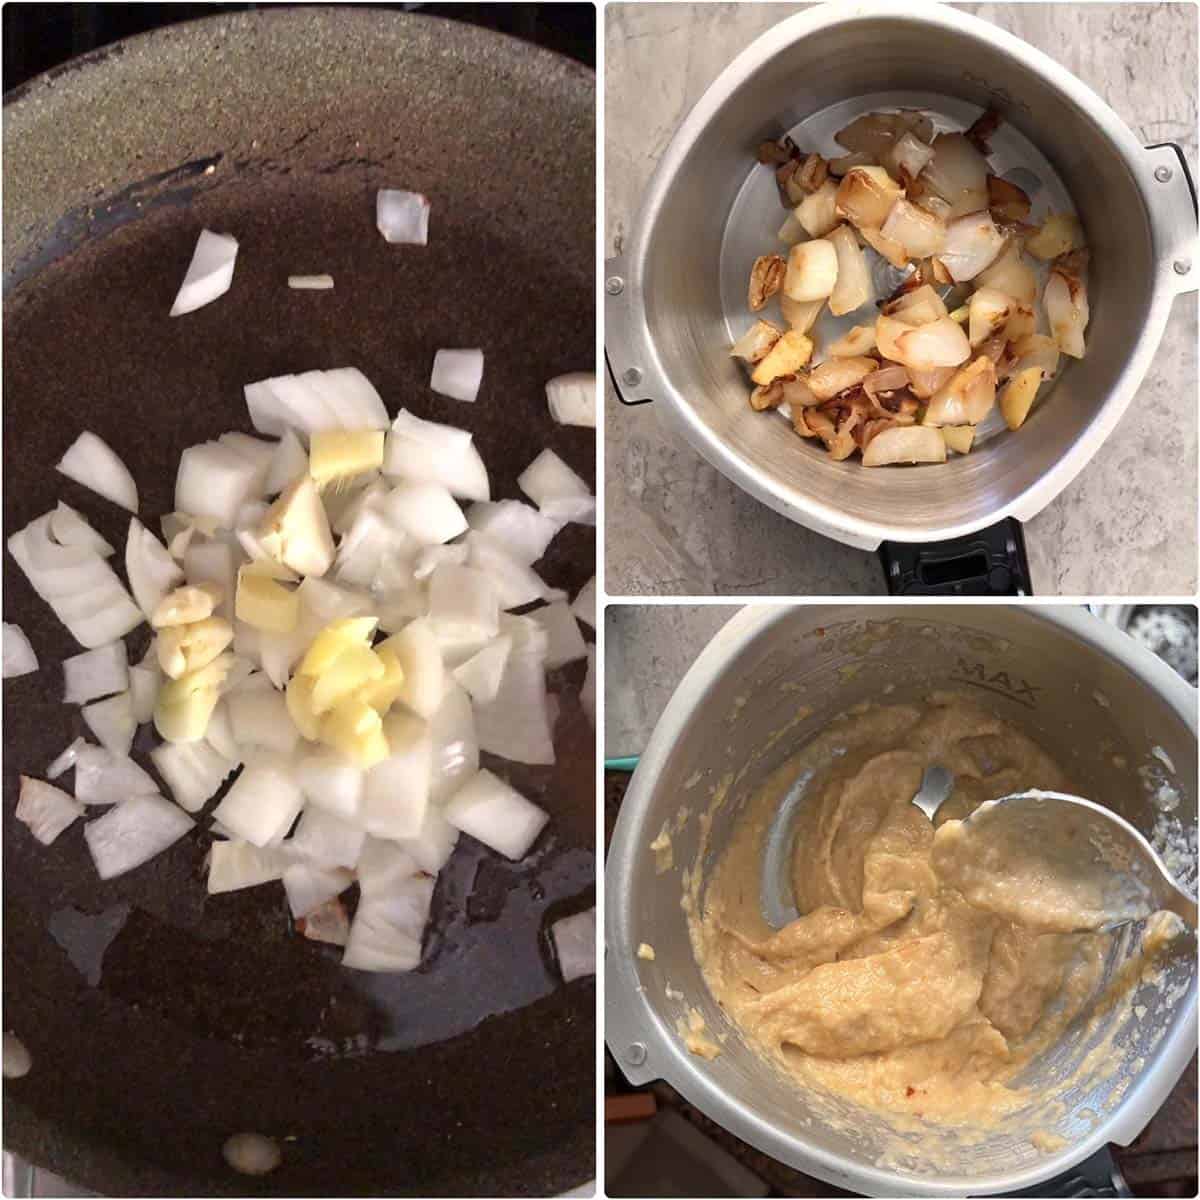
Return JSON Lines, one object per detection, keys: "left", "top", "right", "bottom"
{"left": 2, "top": 7, "right": 595, "bottom": 1195}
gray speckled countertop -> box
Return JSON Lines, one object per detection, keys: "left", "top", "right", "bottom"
{"left": 604, "top": 2, "right": 1198, "bottom": 597}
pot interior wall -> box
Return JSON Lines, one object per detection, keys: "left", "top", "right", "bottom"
{"left": 641, "top": 10, "right": 1153, "bottom": 538}
{"left": 621, "top": 607, "right": 1196, "bottom": 1190}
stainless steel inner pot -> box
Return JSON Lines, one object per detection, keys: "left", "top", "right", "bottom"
{"left": 605, "top": 605, "right": 1198, "bottom": 1197}
{"left": 605, "top": 2, "right": 1198, "bottom": 549}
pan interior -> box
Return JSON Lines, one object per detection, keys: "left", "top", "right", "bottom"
{"left": 3, "top": 9, "right": 595, "bottom": 1197}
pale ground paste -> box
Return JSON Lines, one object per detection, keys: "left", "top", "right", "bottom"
{"left": 688, "top": 696, "right": 1187, "bottom": 1139}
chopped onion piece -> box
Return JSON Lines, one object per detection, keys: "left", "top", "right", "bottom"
{"left": 861, "top": 425, "right": 947, "bottom": 467}
{"left": 807, "top": 356, "right": 879, "bottom": 401}
{"left": 3, "top": 623, "right": 38, "bottom": 678}
{"left": 150, "top": 740, "right": 236, "bottom": 813}
{"left": 1026, "top": 211, "right": 1084, "bottom": 261}
{"left": 51, "top": 502, "right": 114, "bottom": 557}
{"left": 474, "top": 644, "right": 555, "bottom": 766}
{"left": 571, "top": 576, "right": 596, "bottom": 629}
{"left": 288, "top": 274, "right": 334, "bottom": 290}
{"left": 227, "top": 687, "right": 300, "bottom": 756}
{"left": 290, "top": 806, "right": 365, "bottom": 870}
{"left": 444, "top": 769, "right": 549, "bottom": 860}
{"left": 295, "top": 751, "right": 364, "bottom": 820}
{"left": 84, "top": 791, "right": 194, "bottom": 880}
{"left": 936, "top": 210, "right": 1005, "bottom": 282}
{"left": 976, "top": 241, "right": 1037, "bottom": 304}
{"left": 46, "top": 736, "right": 86, "bottom": 780}
{"left": 546, "top": 372, "right": 597, "bottom": 427}
{"left": 430, "top": 349, "right": 484, "bottom": 404}
{"left": 380, "top": 482, "right": 468, "bottom": 546}
{"left": 465, "top": 532, "right": 547, "bottom": 610}
{"left": 343, "top": 877, "right": 434, "bottom": 972}
{"left": 452, "top": 635, "right": 513, "bottom": 705}
{"left": 551, "top": 908, "right": 596, "bottom": 982}
{"left": 81, "top": 691, "right": 136, "bottom": 758}
{"left": 175, "top": 442, "right": 260, "bottom": 530}
{"left": 282, "top": 862, "right": 353, "bottom": 919}
{"left": 428, "top": 563, "right": 499, "bottom": 644}
{"left": 63, "top": 642, "right": 128, "bottom": 704}
{"left": 413, "top": 544, "right": 469, "bottom": 582}
{"left": 74, "top": 745, "right": 159, "bottom": 805}
{"left": 383, "top": 410, "right": 490, "bottom": 501}
{"left": 1000, "top": 367, "right": 1043, "bottom": 430}
{"left": 886, "top": 131, "right": 935, "bottom": 183}
{"left": 828, "top": 224, "right": 872, "bottom": 316}
{"left": 376, "top": 189, "right": 430, "bottom": 245}
{"left": 517, "top": 449, "right": 594, "bottom": 526}
{"left": 170, "top": 229, "right": 238, "bottom": 316}
{"left": 126, "top": 518, "right": 184, "bottom": 620}
{"left": 212, "top": 755, "right": 303, "bottom": 847}
{"left": 532, "top": 601, "right": 589, "bottom": 669}
{"left": 427, "top": 682, "right": 479, "bottom": 805}
{"left": 361, "top": 711, "right": 432, "bottom": 840}
{"left": 378, "top": 618, "right": 441, "bottom": 719}
{"left": 56, "top": 431, "right": 139, "bottom": 512}
{"left": 1009, "top": 334, "right": 1062, "bottom": 381}
{"left": 208, "top": 840, "right": 288, "bottom": 894}
{"left": 17, "top": 776, "right": 84, "bottom": 845}
{"left": 968, "top": 287, "right": 1016, "bottom": 347}
{"left": 467, "top": 500, "right": 562, "bottom": 565}
{"left": 184, "top": 540, "right": 238, "bottom": 620}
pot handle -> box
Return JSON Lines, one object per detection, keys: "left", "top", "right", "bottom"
{"left": 1000, "top": 1145, "right": 1131, "bottom": 1198}
{"left": 1144, "top": 142, "right": 1198, "bottom": 296}
{"left": 605, "top": 252, "right": 662, "bottom": 406}
{"left": 878, "top": 517, "right": 1032, "bottom": 595}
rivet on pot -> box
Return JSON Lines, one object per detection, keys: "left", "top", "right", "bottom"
{"left": 1174, "top": 259, "right": 1191, "bottom": 276}
{"left": 1155, "top": 165, "right": 1173, "bottom": 183}
{"left": 606, "top": 275, "right": 625, "bottom": 295}
{"left": 626, "top": 1042, "right": 648, "bottom": 1066}
{"left": 622, "top": 367, "right": 643, "bottom": 387}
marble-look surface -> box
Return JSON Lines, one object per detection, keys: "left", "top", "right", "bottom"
{"left": 605, "top": 3, "right": 1198, "bottom": 596}
{"left": 604, "top": 604, "right": 739, "bottom": 756}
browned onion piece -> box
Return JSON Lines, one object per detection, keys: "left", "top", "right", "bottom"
{"left": 975, "top": 241, "right": 1038, "bottom": 304}
{"left": 967, "top": 287, "right": 1014, "bottom": 346}
{"left": 886, "top": 132, "right": 936, "bottom": 185}
{"left": 835, "top": 166, "right": 904, "bottom": 230}
{"left": 863, "top": 364, "right": 910, "bottom": 397}
{"left": 861, "top": 425, "right": 947, "bottom": 467}
{"left": 907, "top": 364, "right": 957, "bottom": 399}
{"left": 937, "top": 210, "right": 1006, "bottom": 282}
{"left": 1044, "top": 267, "right": 1089, "bottom": 359}
{"left": 965, "top": 107, "right": 1002, "bottom": 154}
{"left": 1026, "top": 211, "right": 1084, "bottom": 261}
{"left": 883, "top": 283, "right": 948, "bottom": 327}
{"left": 877, "top": 315, "right": 971, "bottom": 370}
{"left": 807, "top": 356, "right": 879, "bottom": 401}
{"left": 1007, "top": 334, "right": 1061, "bottom": 381}
{"left": 987, "top": 175, "right": 1032, "bottom": 223}
{"left": 835, "top": 113, "right": 899, "bottom": 159}
{"left": 828, "top": 225, "right": 873, "bottom": 316}
{"left": 730, "top": 319, "right": 783, "bottom": 363}
{"left": 798, "top": 153, "right": 829, "bottom": 193}
{"left": 781, "top": 376, "right": 820, "bottom": 409}
{"left": 797, "top": 179, "right": 840, "bottom": 238}
{"left": 758, "top": 136, "right": 800, "bottom": 166}
{"left": 920, "top": 133, "right": 989, "bottom": 219}
{"left": 924, "top": 356, "right": 997, "bottom": 425}
{"left": 881, "top": 198, "right": 947, "bottom": 260}
{"left": 859, "top": 226, "right": 909, "bottom": 269}
{"left": 749, "top": 380, "right": 786, "bottom": 411}
{"left": 827, "top": 324, "right": 878, "bottom": 358}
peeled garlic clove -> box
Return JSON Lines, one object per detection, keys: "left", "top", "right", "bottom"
{"left": 235, "top": 569, "right": 300, "bottom": 634}
{"left": 1000, "top": 366, "right": 1043, "bottom": 430}
{"left": 151, "top": 583, "right": 222, "bottom": 628}
{"left": 299, "top": 617, "right": 379, "bottom": 676}
{"left": 321, "top": 696, "right": 390, "bottom": 768}
{"left": 286, "top": 674, "right": 323, "bottom": 741}
{"left": 156, "top": 617, "right": 234, "bottom": 679}
{"left": 257, "top": 474, "right": 335, "bottom": 578}
{"left": 310, "top": 644, "right": 385, "bottom": 716}
{"left": 309, "top": 430, "right": 385, "bottom": 491}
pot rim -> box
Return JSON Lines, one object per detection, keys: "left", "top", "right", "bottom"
{"left": 611, "top": 0, "right": 1192, "bottom": 550}
{"left": 605, "top": 603, "right": 1198, "bottom": 1196}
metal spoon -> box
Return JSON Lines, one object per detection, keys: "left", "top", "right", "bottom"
{"left": 760, "top": 764, "right": 956, "bottom": 929}
{"left": 952, "top": 791, "right": 1197, "bottom": 932}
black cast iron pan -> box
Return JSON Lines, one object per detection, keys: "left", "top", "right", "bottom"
{"left": 2, "top": 6, "right": 595, "bottom": 1195}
